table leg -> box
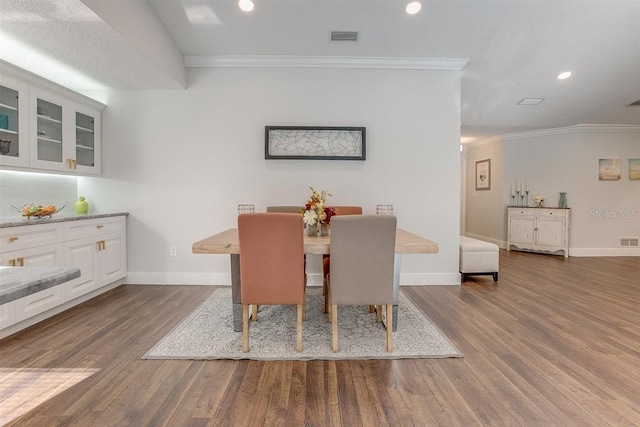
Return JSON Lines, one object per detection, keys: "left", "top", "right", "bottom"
{"left": 231, "top": 254, "right": 243, "bottom": 332}
{"left": 382, "top": 255, "right": 401, "bottom": 332}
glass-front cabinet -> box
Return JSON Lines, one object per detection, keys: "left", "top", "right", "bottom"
{"left": 30, "top": 88, "right": 101, "bottom": 174}
{"left": 0, "top": 75, "right": 29, "bottom": 167}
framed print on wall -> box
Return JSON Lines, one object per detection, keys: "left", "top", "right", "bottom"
{"left": 598, "top": 158, "right": 621, "bottom": 180}
{"left": 629, "top": 159, "right": 640, "bottom": 180}
{"left": 265, "top": 126, "right": 366, "bottom": 160}
{"left": 475, "top": 159, "right": 491, "bottom": 190}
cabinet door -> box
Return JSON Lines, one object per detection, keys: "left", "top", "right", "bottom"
{"left": 100, "top": 232, "right": 127, "bottom": 285}
{"left": 536, "top": 218, "right": 566, "bottom": 247}
{"left": 0, "top": 300, "right": 16, "bottom": 330}
{"left": 0, "top": 74, "right": 29, "bottom": 167}
{"left": 15, "top": 285, "right": 65, "bottom": 322}
{"left": 30, "top": 88, "right": 68, "bottom": 171}
{"left": 509, "top": 216, "right": 536, "bottom": 244}
{"left": 16, "top": 243, "right": 64, "bottom": 267}
{"left": 64, "top": 236, "right": 99, "bottom": 300}
{"left": 69, "top": 104, "right": 101, "bottom": 175}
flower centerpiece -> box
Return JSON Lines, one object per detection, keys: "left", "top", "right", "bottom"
{"left": 533, "top": 194, "right": 545, "bottom": 208}
{"left": 302, "top": 187, "right": 335, "bottom": 236}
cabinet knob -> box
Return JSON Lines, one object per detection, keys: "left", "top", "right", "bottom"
{"left": 16, "top": 257, "right": 24, "bottom": 266}
{"left": 96, "top": 225, "right": 104, "bottom": 229}
{"left": 8, "top": 259, "right": 16, "bottom": 266}
{"left": 9, "top": 236, "right": 18, "bottom": 242}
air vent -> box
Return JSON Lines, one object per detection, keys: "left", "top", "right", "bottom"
{"left": 620, "top": 237, "right": 639, "bottom": 247}
{"left": 330, "top": 31, "right": 358, "bottom": 42}
{"left": 627, "top": 100, "right": 640, "bottom": 106}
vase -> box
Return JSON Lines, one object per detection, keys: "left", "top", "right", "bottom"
{"left": 558, "top": 192, "right": 567, "bottom": 209}
{"left": 75, "top": 196, "right": 89, "bottom": 214}
{"left": 307, "top": 223, "right": 329, "bottom": 237}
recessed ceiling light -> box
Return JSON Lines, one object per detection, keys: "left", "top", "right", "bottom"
{"left": 406, "top": 1, "right": 422, "bottom": 14}
{"left": 238, "top": 0, "right": 254, "bottom": 12}
{"left": 517, "top": 98, "right": 545, "bottom": 105}
{"left": 557, "top": 71, "right": 572, "bottom": 80}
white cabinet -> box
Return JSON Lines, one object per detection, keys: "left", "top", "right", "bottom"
{"left": 63, "top": 216, "right": 127, "bottom": 301}
{"left": 30, "top": 87, "right": 101, "bottom": 175}
{"left": 0, "top": 214, "right": 127, "bottom": 336}
{"left": 0, "top": 74, "right": 29, "bottom": 167}
{"left": 0, "top": 61, "right": 104, "bottom": 175}
{"left": 508, "top": 208, "right": 570, "bottom": 257}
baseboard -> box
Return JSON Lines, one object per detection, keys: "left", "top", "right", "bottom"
{"left": 570, "top": 248, "right": 640, "bottom": 257}
{"left": 463, "top": 233, "right": 507, "bottom": 249}
{"left": 126, "top": 272, "right": 461, "bottom": 286}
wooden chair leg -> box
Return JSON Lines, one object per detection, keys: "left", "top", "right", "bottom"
{"left": 386, "top": 304, "right": 393, "bottom": 352}
{"left": 242, "top": 304, "right": 250, "bottom": 352}
{"left": 296, "top": 304, "right": 303, "bottom": 352}
{"left": 331, "top": 304, "right": 339, "bottom": 352}
{"left": 323, "top": 276, "right": 329, "bottom": 314}
{"left": 376, "top": 305, "right": 382, "bottom": 322}
{"left": 251, "top": 304, "right": 259, "bottom": 321}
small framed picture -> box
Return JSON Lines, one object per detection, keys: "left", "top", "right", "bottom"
{"left": 629, "top": 159, "right": 640, "bottom": 180}
{"left": 599, "top": 158, "right": 621, "bottom": 180}
{"left": 475, "top": 159, "right": 491, "bottom": 190}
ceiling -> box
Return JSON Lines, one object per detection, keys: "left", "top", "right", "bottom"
{"left": 1, "top": 0, "right": 638, "bottom": 142}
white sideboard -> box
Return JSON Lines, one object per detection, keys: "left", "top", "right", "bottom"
{"left": 507, "top": 207, "right": 570, "bottom": 257}
{"left": 0, "top": 214, "right": 127, "bottom": 338}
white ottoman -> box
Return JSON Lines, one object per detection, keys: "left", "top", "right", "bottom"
{"left": 459, "top": 236, "right": 499, "bottom": 282}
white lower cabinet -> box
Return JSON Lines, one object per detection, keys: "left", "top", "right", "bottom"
{"left": 0, "top": 214, "right": 127, "bottom": 336}
{"left": 507, "top": 207, "right": 570, "bottom": 257}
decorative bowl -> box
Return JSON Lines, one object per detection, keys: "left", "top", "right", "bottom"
{"left": 9, "top": 202, "right": 68, "bottom": 218}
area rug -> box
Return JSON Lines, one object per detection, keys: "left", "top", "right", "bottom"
{"left": 142, "top": 288, "right": 463, "bottom": 361}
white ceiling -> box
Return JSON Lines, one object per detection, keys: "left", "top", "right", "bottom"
{"left": 1, "top": 0, "right": 638, "bottom": 142}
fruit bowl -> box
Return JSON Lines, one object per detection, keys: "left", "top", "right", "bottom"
{"left": 9, "top": 202, "right": 68, "bottom": 219}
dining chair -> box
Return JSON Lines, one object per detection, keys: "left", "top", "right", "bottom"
{"left": 238, "top": 213, "right": 306, "bottom": 352}
{"left": 322, "top": 206, "right": 363, "bottom": 313}
{"left": 266, "top": 206, "right": 303, "bottom": 213}
{"left": 327, "top": 214, "right": 397, "bottom": 352}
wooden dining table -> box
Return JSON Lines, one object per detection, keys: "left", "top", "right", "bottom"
{"left": 193, "top": 228, "right": 439, "bottom": 331}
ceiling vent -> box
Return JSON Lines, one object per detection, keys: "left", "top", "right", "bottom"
{"left": 620, "top": 237, "right": 639, "bottom": 247}
{"left": 627, "top": 100, "right": 640, "bottom": 106}
{"left": 330, "top": 31, "right": 359, "bottom": 42}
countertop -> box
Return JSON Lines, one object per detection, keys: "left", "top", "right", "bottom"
{"left": 0, "top": 212, "right": 129, "bottom": 228}
{"left": 0, "top": 266, "right": 81, "bottom": 305}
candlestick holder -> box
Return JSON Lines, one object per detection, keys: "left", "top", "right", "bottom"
{"left": 516, "top": 190, "right": 521, "bottom": 206}
{"left": 511, "top": 195, "right": 516, "bottom": 206}
{"left": 525, "top": 190, "right": 529, "bottom": 207}
{"left": 520, "top": 194, "right": 525, "bottom": 206}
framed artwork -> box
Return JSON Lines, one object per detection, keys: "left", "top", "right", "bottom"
{"left": 265, "top": 126, "right": 366, "bottom": 160}
{"left": 629, "top": 159, "right": 640, "bottom": 180}
{"left": 599, "top": 158, "right": 621, "bottom": 180}
{"left": 475, "top": 159, "right": 491, "bottom": 190}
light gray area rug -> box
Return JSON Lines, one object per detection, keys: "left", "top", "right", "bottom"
{"left": 143, "top": 288, "right": 463, "bottom": 361}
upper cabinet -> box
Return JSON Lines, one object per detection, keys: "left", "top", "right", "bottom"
{"left": 0, "top": 61, "right": 104, "bottom": 176}
{"left": 0, "top": 74, "right": 30, "bottom": 168}
{"left": 30, "top": 88, "right": 101, "bottom": 174}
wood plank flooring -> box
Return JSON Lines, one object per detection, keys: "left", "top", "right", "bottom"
{"left": 1, "top": 250, "right": 639, "bottom": 426}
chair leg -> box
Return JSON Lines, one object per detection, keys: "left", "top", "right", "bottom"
{"left": 323, "top": 276, "right": 329, "bottom": 314}
{"left": 386, "top": 304, "right": 393, "bottom": 352}
{"left": 251, "top": 304, "right": 259, "bottom": 321}
{"left": 296, "top": 304, "right": 303, "bottom": 352}
{"left": 369, "top": 305, "right": 375, "bottom": 313}
{"left": 242, "top": 304, "right": 250, "bottom": 352}
{"left": 376, "top": 305, "right": 383, "bottom": 322}
{"left": 331, "top": 304, "right": 339, "bottom": 352}
{"left": 326, "top": 277, "right": 331, "bottom": 322}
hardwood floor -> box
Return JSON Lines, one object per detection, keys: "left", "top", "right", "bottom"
{"left": 1, "top": 250, "right": 639, "bottom": 426}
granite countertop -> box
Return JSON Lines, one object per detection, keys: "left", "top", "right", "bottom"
{"left": 0, "top": 212, "right": 129, "bottom": 228}
{"left": 0, "top": 266, "right": 81, "bottom": 305}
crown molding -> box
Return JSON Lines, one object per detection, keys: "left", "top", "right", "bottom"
{"left": 184, "top": 55, "right": 469, "bottom": 70}
{"left": 467, "top": 124, "right": 640, "bottom": 148}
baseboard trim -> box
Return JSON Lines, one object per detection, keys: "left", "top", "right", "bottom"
{"left": 570, "top": 248, "right": 640, "bottom": 257}
{"left": 125, "top": 272, "right": 461, "bottom": 286}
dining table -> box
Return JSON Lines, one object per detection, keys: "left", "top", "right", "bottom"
{"left": 192, "top": 227, "right": 439, "bottom": 332}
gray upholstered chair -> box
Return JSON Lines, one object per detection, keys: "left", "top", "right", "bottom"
{"left": 238, "top": 213, "right": 306, "bottom": 352}
{"left": 327, "top": 214, "right": 397, "bottom": 352}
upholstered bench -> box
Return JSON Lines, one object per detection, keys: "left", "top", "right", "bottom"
{"left": 459, "top": 236, "right": 499, "bottom": 282}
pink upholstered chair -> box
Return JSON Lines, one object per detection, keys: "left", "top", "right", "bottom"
{"left": 238, "top": 213, "right": 306, "bottom": 352}
{"left": 327, "top": 215, "right": 397, "bottom": 352}
{"left": 266, "top": 206, "right": 303, "bottom": 213}
{"left": 322, "top": 206, "right": 363, "bottom": 313}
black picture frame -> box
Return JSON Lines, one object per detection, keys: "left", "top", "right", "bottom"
{"left": 475, "top": 159, "right": 491, "bottom": 190}
{"left": 265, "top": 126, "right": 366, "bottom": 160}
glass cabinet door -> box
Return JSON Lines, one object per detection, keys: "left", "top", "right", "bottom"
{"left": 30, "top": 89, "right": 67, "bottom": 171}
{"left": 0, "top": 75, "right": 29, "bottom": 167}
{"left": 75, "top": 111, "right": 95, "bottom": 169}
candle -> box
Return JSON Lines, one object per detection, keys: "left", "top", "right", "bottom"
{"left": 511, "top": 184, "right": 515, "bottom": 196}
{"left": 516, "top": 180, "right": 521, "bottom": 192}
{"left": 526, "top": 180, "right": 529, "bottom": 192}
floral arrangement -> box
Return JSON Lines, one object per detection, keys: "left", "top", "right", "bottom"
{"left": 301, "top": 187, "right": 335, "bottom": 226}
{"left": 533, "top": 195, "right": 545, "bottom": 207}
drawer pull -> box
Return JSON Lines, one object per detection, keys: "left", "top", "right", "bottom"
{"left": 9, "top": 236, "right": 18, "bottom": 242}
{"left": 17, "top": 257, "right": 24, "bottom": 266}
{"left": 97, "top": 225, "right": 104, "bottom": 229}
{"left": 8, "top": 259, "right": 16, "bottom": 266}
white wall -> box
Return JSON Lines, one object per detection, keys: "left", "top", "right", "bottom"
{"left": 79, "top": 66, "right": 462, "bottom": 285}
{"left": 465, "top": 126, "right": 640, "bottom": 256}
{"left": 0, "top": 170, "right": 77, "bottom": 217}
